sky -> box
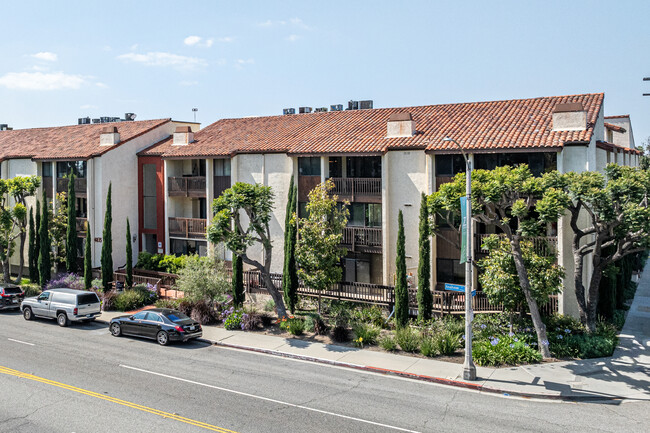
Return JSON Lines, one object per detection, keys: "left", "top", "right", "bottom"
{"left": 1, "top": 0, "right": 649, "bottom": 144}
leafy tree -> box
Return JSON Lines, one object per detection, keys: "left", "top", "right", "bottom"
{"left": 65, "top": 172, "right": 78, "bottom": 272}
{"left": 232, "top": 253, "right": 244, "bottom": 307}
{"left": 38, "top": 188, "right": 52, "bottom": 287}
{"left": 394, "top": 210, "right": 409, "bottom": 328}
{"left": 50, "top": 192, "right": 68, "bottom": 272}
{"left": 208, "top": 182, "right": 289, "bottom": 318}
{"left": 35, "top": 199, "right": 41, "bottom": 279}
{"left": 417, "top": 192, "right": 433, "bottom": 321}
{"left": 282, "top": 176, "right": 299, "bottom": 313}
{"left": 28, "top": 207, "right": 37, "bottom": 283}
{"left": 176, "top": 255, "right": 230, "bottom": 306}
{"left": 479, "top": 236, "right": 563, "bottom": 328}
{"left": 639, "top": 137, "right": 650, "bottom": 171}
{"left": 295, "top": 180, "right": 348, "bottom": 314}
{"left": 125, "top": 218, "right": 133, "bottom": 289}
{"left": 560, "top": 164, "right": 650, "bottom": 332}
{"left": 101, "top": 183, "right": 113, "bottom": 291}
{"left": 84, "top": 222, "right": 92, "bottom": 291}
{"left": 0, "top": 176, "right": 40, "bottom": 283}
{"left": 429, "top": 165, "right": 567, "bottom": 358}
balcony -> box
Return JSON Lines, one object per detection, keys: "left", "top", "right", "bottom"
{"left": 168, "top": 217, "right": 207, "bottom": 239}
{"left": 475, "top": 233, "right": 558, "bottom": 257}
{"left": 56, "top": 177, "right": 87, "bottom": 197}
{"left": 76, "top": 217, "right": 87, "bottom": 237}
{"left": 214, "top": 175, "right": 231, "bottom": 199}
{"left": 341, "top": 226, "right": 382, "bottom": 253}
{"left": 330, "top": 177, "right": 381, "bottom": 203}
{"left": 168, "top": 176, "right": 206, "bottom": 197}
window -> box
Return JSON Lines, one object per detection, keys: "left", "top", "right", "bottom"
{"left": 133, "top": 312, "right": 147, "bottom": 320}
{"left": 435, "top": 155, "right": 466, "bottom": 176}
{"left": 298, "top": 157, "right": 321, "bottom": 176}
{"left": 57, "top": 161, "right": 86, "bottom": 178}
{"left": 436, "top": 258, "right": 465, "bottom": 284}
{"left": 170, "top": 239, "right": 207, "bottom": 257}
{"left": 366, "top": 203, "right": 382, "bottom": 227}
{"left": 77, "top": 293, "right": 99, "bottom": 305}
{"left": 474, "top": 152, "right": 556, "bottom": 177}
{"left": 214, "top": 159, "right": 231, "bottom": 176}
{"left": 345, "top": 203, "right": 382, "bottom": 227}
{"left": 165, "top": 312, "right": 191, "bottom": 323}
{"left": 143, "top": 164, "right": 157, "bottom": 230}
{"left": 145, "top": 312, "right": 162, "bottom": 322}
{"left": 42, "top": 162, "right": 52, "bottom": 177}
{"left": 298, "top": 202, "right": 308, "bottom": 219}
{"left": 329, "top": 157, "right": 342, "bottom": 178}
{"left": 346, "top": 156, "right": 381, "bottom": 178}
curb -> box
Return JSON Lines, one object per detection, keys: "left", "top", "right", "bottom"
{"left": 212, "top": 340, "right": 630, "bottom": 402}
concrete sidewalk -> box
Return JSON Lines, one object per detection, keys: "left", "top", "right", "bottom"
{"left": 98, "top": 268, "right": 650, "bottom": 401}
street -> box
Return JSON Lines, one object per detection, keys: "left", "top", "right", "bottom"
{"left": 0, "top": 312, "right": 647, "bottom": 433}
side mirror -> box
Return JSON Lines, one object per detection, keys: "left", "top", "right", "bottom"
{"left": 129, "top": 316, "right": 135, "bottom": 320}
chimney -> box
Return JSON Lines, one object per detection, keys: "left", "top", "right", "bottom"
{"left": 386, "top": 112, "right": 416, "bottom": 138}
{"left": 99, "top": 126, "right": 120, "bottom": 146}
{"left": 173, "top": 126, "right": 194, "bottom": 145}
{"left": 552, "top": 102, "right": 587, "bottom": 131}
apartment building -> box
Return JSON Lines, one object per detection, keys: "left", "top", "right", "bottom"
{"left": 137, "top": 92, "right": 639, "bottom": 316}
{"left": 0, "top": 118, "right": 199, "bottom": 272}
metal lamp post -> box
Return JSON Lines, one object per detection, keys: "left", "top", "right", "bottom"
{"left": 442, "top": 137, "right": 477, "bottom": 381}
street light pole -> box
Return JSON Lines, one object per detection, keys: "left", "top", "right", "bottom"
{"left": 443, "top": 137, "right": 477, "bottom": 381}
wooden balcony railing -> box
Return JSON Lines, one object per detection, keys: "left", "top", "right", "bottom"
{"left": 56, "top": 177, "right": 87, "bottom": 196}
{"left": 76, "top": 217, "right": 87, "bottom": 237}
{"left": 214, "top": 175, "right": 231, "bottom": 199}
{"left": 341, "top": 226, "right": 382, "bottom": 253}
{"left": 168, "top": 217, "right": 207, "bottom": 239}
{"left": 168, "top": 176, "right": 206, "bottom": 197}
{"left": 330, "top": 177, "right": 381, "bottom": 202}
{"left": 475, "top": 233, "right": 558, "bottom": 256}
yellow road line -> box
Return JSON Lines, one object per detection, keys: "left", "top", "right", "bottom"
{"left": 0, "top": 366, "right": 238, "bottom": 433}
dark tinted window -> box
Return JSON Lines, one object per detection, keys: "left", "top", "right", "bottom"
{"left": 133, "top": 312, "right": 148, "bottom": 320}
{"left": 346, "top": 156, "right": 381, "bottom": 178}
{"left": 77, "top": 293, "right": 99, "bottom": 304}
{"left": 145, "top": 312, "right": 162, "bottom": 322}
{"left": 164, "top": 312, "right": 191, "bottom": 323}
{"left": 2, "top": 287, "right": 22, "bottom": 295}
{"left": 329, "top": 157, "right": 342, "bottom": 178}
{"left": 298, "top": 157, "right": 321, "bottom": 176}
{"left": 435, "top": 155, "right": 466, "bottom": 176}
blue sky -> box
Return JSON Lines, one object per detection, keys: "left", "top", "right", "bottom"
{"left": 1, "top": 0, "right": 649, "bottom": 144}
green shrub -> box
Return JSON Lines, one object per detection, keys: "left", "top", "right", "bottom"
{"left": 175, "top": 255, "right": 229, "bottom": 303}
{"left": 473, "top": 335, "right": 542, "bottom": 366}
{"left": 433, "top": 330, "right": 461, "bottom": 356}
{"left": 136, "top": 251, "right": 189, "bottom": 274}
{"left": 263, "top": 299, "right": 275, "bottom": 312}
{"left": 352, "top": 323, "right": 381, "bottom": 346}
{"left": 280, "top": 317, "right": 305, "bottom": 335}
{"left": 624, "top": 281, "right": 637, "bottom": 301}
{"left": 21, "top": 283, "right": 41, "bottom": 297}
{"left": 328, "top": 303, "right": 351, "bottom": 329}
{"left": 101, "top": 290, "right": 117, "bottom": 311}
{"left": 113, "top": 290, "right": 147, "bottom": 312}
{"left": 395, "top": 327, "right": 420, "bottom": 352}
{"left": 223, "top": 308, "right": 244, "bottom": 330}
{"left": 611, "top": 309, "right": 626, "bottom": 330}
{"left": 332, "top": 326, "right": 350, "bottom": 342}
{"left": 304, "top": 313, "right": 328, "bottom": 335}
{"left": 353, "top": 305, "right": 386, "bottom": 329}
{"left": 155, "top": 298, "right": 182, "bottom": 309}
{"left": 379, "top": 335, "right": 398, "bottom": 351}
{"left": 573, "top": 334, "right": 617, "bottom": 358}
{"left": 419, "top": 335, "right": 437, "bottom": 357}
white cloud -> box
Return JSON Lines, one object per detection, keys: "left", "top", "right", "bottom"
{"left": 117, "top": 52, "right": 207, "bottom": 71}
{"left": 290, "top": 18, "right": 310, "bottom": 30}
{"left": 217, "top": 36, "right": 234, "bottom": 43}
{"left": 286, "top": 34, "right": 300, "bottom": 42}
{"left": 80, "top": 104, "right": 98, "bottom": 110}
{"left": 31, "top": 65, "right": 50, "bottom": 71}
{"left": 259, "top": 18, "right": 310, "bottom": 30}
{"left": 204, "top": 38, "right": 214, "bottom": 48}
{"left": 0, "top": 71, "right": 87, "bottom": 90}
{"left": 31, "top": 52, "right": 58, "bottom": 62}
{"left": 179, "top": 80, "right": 198, "bottom": 86}
{"left": 184, "top": 35, "right": 202, "bottom": 46}
{"left": 130, "top": 44, "right": 139, "bottom": 51}
{"left": 95, "top": 82, "right": 108, "bottom": 88}
{"left": 235, "top": 58, "right": 255, "bottom": 70}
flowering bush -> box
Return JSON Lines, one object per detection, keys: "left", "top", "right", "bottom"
{"left": 223, "top": 307, "right": 244, "bottom": 330}
{"left": 473, "top": 334, "right": 542, "bottom": 366}
{"left": 45, "top": 273, "right": 85, "bottom": 291}
{"left": 279, "top": 317, "right": 305, "bottom": 335}
{"left": 352, "top": 323, "right": 380, "bottom": 346}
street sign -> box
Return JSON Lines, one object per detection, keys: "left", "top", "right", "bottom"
{"left": 444, "top": 283, "right": 476, "bottom": 296}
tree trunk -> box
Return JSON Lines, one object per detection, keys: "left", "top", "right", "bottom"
{"left": 572, "top": 247, "right": 589, "bottom": 326}
{"left": 510, "top": 238, "right": 552, "bottom": 359}
{"left": 2, "top": 258, "right": 10, "bottom": 283}
{"left": 13, "top": 231, "right": 27, "bottom": 284}
{"left": 585, "top": 263, "right": 604, "bottom": 334}
{"left": 260, "top": 271, "right": 288, "bottom": 318}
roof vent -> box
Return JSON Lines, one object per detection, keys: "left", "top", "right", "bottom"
{"left": 330, "top": 104, "right": 343, "bottom": 111}
{"left": 386, "top": 112, "right": 416, "bottom": 138}
{"left": 347, "top": 100, "right": 359, "bottom": 110}
{"left": 299, "top": 107, "right": 312, "bottom": 114}
{"left": 314, "top": 107, "right": 328, "bottom": 113}
{"left": 100, "top": 126, "right": 120, "bottom": 146}
{"left": 552, "top": 102, "right": 587, "bottom": 131}
{"left": 173, "top": 126, "right": 194, "bottom": 146}
{"left": 283, "top": 108, "right": 295, "bottom": 115}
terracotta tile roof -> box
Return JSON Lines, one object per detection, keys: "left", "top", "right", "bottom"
{"left": 0, "top": 119, "right": 171, "bottom": 161}
{"left": 604, "top": 122, "right": 626, "bottom": 133}
{"left": 604, "top": 114, "right": 629, "bottom": 119}
{"left": 597, "top": 141, "right": 642, "bottom": 155}
{"left": 139, "top": 93, "right": 604, "bottom": 158}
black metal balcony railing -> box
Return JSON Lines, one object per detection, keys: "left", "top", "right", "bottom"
{"left": 330, "top": 177, "right": 381, "bottom": 202}
{"left": 56, "top": 177, "right": 87, "bottom": 195}
{"left": 168, "top": 176, "right": 206, "bottom": 197}
{"left": 341, "top": 226, "right": 382, "bottom": 253}
{"left": 168, "top": 217, "right": 207, "bottom": 239}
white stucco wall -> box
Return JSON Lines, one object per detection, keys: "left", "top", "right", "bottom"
{"left": 6, "top": 158, "right": 39, "bottom": 271}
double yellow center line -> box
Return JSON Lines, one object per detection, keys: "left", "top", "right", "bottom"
{"left": 0, "top": 365, "right": 237, "bottom": 432}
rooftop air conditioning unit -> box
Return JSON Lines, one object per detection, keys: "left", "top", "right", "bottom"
{"left": 283, "top": 108, "right": 296, "bottom": 115}
{"left": 0, "top": 124, "right": 8, "bottom": 131}
{"left": 100, "top": 116, "right": 110, "bottom": 123}
{"left": 111, "top": 117, "right": 120, "bottom": 122}
{"left": 314, "top": 107, "right": 328, "bottom": 112}
{"left": 92, "top": 118, "right": 101, "bottom": 124}
{"left": 124, "top": 113, "right": 136, "bottom": 121}
{"left": 78, "top": 117, "right": 91, "bottom": 125}
{"left": 330, "top": 104, "right": 343, "bottom": 111}
{"left": 299, "top": 107, "right": 312, "bottom": 114}
{"left": 359, "top": 100, "right": 373, "bottom": 109}
{"left": 347, "top": 100, "right": 359, "bottom": 110}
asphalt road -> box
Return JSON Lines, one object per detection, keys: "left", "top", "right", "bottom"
{"left": 0, "top": 310, "right": 648, "bottom": 433}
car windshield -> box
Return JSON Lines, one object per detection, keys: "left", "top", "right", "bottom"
{"left": 164, "top": 312, "right": 191, "bottom": 323}
{"left": 77, "top": 293, "right": 99, "bottom": 304}
{"left": 2, "top": 287, "right": 22, "bottom": 295}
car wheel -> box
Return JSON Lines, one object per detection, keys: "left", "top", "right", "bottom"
{"left": 110, "top": 323, "right": 122, "bottom": 337}
{"left": 156, "top": 331, "right": 169, "bottom": 346}
{"left": 23, "top": 307, "right": 33, "bottom": 321}
{"left": 57, "top": 312, "right": 69, "bottom": 327}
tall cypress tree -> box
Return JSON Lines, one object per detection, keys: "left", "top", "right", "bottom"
{"left": 38, "top": 189, "right": 51, "bottom": 287}
{"left": 34, "top": 199, "right": 41, "bottom": 282}
{"left": 125, "top": 218, "right": 133, "bottom": 288}
{"left": 232, "top": 254, "right": 244, "bottom": 307}
{"left": 101, "top": 183, "right": 113, "bottom": 291}
{"left": 282, "top": 176, "right": 299, "bottom": 313}
{"left": 395, "top": 210, "right": 409, "bottom": 328}
{"left": 84, "top": 223, "right": 92, "bottom": 291}
{"left": 417, "top": 193, "right": 433, "bottom": 321}
{"left": 28, "top": 207, "right": 37, "bottom": 283}
{"left": 66, "top": 172, "right": 78, "bottom": 272}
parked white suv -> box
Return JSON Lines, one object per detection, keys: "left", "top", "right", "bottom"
{"left": 21, "top": 288, "right": 101, "bottom": 326}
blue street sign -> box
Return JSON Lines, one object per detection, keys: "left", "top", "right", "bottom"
{"left": 444, "top": 283, "right": 476, "bottom": 296}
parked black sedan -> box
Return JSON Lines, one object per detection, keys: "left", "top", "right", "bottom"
{"left": 0, "top": 284, "right": 25, "bottom": 311}
{"left": 109, "top": 308, "right": 202, "bottom": 345}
